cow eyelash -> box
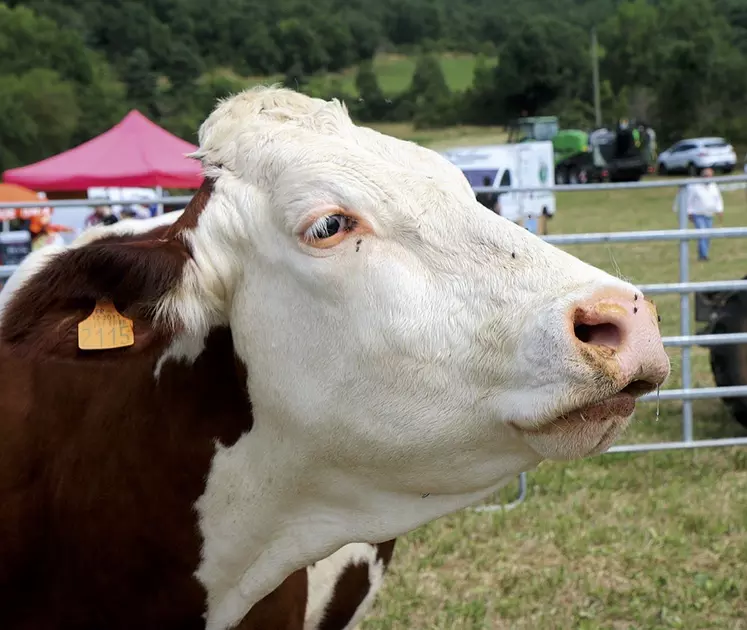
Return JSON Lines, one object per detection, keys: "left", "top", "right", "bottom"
{"left": 303, "top": 214, "right": 357, "bottom": 242}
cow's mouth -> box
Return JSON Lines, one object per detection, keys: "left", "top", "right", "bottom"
{"left": 509, "top": 379, "right": 658, "bottom": 460}
{"left": 521, "top": 378, "right": 656, "bottom": 433}
{"left": 511, "top": 393, "right": 633, "bottom": 436}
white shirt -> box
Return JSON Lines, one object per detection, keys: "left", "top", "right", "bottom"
{"left": 673, "top": 182, "right": 724, "bottom": 217}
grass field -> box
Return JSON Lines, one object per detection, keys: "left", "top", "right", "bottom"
{"left": 355, "top": 53, "right": 489, "bottom": 95}
{"left": 364, "top": 122, "right": 507, "bottom": 149}
{"left": 244, "top": 52, "right": 488, "bottom": 96}
{"left": 360, "top": 179, "right": 747, "bottom": 628}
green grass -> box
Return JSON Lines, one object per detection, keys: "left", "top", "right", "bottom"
{"left": 243, "top": 52, "right": 490, "bottom": 96}
{"left": 361, "top": 182, "right": 747, "bottom": 628}
{"left": 362, "top": 53, "right": 488, "bottom": 95}
{"left": 362, "top": 122, "right": 507, "bottom": 149}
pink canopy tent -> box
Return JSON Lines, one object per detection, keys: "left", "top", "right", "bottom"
{"left": 2, "top": 111, "right": 204, "bottom": 191}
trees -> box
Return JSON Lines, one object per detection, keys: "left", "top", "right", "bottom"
{"left": 599, "top": 0, "right": 661, "bottom": 93}
{"left": 72, "top": 54, "right": 127, "bottom": 146}
{"left": 3, "top": 0, "right": 747, "bottom": 170}
{"left": 406, "top": 55, "right": 455, "bottom": 128}
{"left": 600, "top": 0, "right": 747, "bottom": 144}
{"left": 467, "top": 16, "right": 589, "bottom": 124}
{"left": 0, "top": 70, "right": 79, "bottom": 171}
{"left": 0, "top": 3, "right": 124, "bottom": 171}
{"left": 352, "top": 61, "right": 388, "bottom": 121}
{"left": 462, "top": 0, "right": 747, "bottom": 143}
{"left": 661, "top": 2, "right": 741, "bottom": 141}
{"left": 283, "top": 61, "right": 307, "bottom": 92}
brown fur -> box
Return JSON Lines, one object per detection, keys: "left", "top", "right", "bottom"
{"left": 316, "top": 540, "right": 396, "bottom": 630}
{"left": 0, "top": 180, "right": 394, "bottom": 629}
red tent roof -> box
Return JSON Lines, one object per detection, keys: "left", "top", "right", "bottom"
{"left": 2, "top": 110, "right": 204, "bottom": 191}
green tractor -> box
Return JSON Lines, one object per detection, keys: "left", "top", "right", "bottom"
{"left": 508, "top": 116, "right": 656, "bottom": 185}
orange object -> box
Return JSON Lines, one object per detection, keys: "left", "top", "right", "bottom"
{"left": 0, "top": 183, "right": 52, "bottom": 221}
{"left": 78, "top": 300, "right": 135, "bottom": 351}
{"left": 28, "top": 213, "right": 73, "bottom": 235}
{"left": 28, "top": 214, "right": 47, "bottom": 234}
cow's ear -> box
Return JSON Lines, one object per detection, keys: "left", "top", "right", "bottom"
{"left": 0, "top": 180, "right": 214, "bottom": 360}
{"left": 0, "top": 227, "right": 190, "bottom": 360}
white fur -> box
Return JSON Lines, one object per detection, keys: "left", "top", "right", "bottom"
{"left": 70, "top": 210, "right": 185, "bottom": 248}
{"left": 0, "top": 241, "right": 72, "bottom": 323}
{"left": 304, "top": 543, "right": 387, "bottom": 630}
{"left": 0, "top": 87, "right": 668, "bottom": 629}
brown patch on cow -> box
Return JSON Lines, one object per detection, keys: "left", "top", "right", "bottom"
{"left": 236, "top": 569, "right": 308, "bottom": 629}
{"left": 168, "top": 177, "right": 214, "bottom": 234}
{"left": 0, "top": 179, "right": 310, "bottom": 628}
{"left": 0, "top": 325, "right": 264, "bottom": 627}
{"left": 317, "top": 540, "right": 397, "bottom": 630}
{"left": 375, "top": 539, "right": 396, "bottom": 566}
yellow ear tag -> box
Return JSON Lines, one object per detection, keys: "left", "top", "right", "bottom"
{"left": 78, "top": 300, "right": 134, "bottom": 351}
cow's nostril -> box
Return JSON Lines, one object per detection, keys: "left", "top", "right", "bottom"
{"left": 622, "top": 379, "right": 657, "bottom": 396}
{"left": 568, "top": 292, "right": 670, "bottom": 393}
{"left": 573, "top": 322, "right": 622, "bottom": 350}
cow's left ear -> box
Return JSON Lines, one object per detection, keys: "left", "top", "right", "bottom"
{"left": 0, "top": 181, "right": 215, "bottom": 360}
{"left": 0, "top": 227, "right": 190, "bottom": 359}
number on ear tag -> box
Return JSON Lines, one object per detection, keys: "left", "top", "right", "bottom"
{"left": 77, "top": 300, "right": 134, "bottom": 351}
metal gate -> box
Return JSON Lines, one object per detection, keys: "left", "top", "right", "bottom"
{"left": 473, "top": 174, "right": 747, "bottom": 511}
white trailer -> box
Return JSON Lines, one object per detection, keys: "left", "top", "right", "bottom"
{"left": 440, "top": 142, "right": 556, "bottom": 225}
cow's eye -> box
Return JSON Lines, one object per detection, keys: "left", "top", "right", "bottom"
{"left": 303, "top": 214, "right": 356, "bottom": 245}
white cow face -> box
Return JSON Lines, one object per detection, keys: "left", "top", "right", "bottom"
{"left": 185, "top": 86, "right": 669, "bottom": 524}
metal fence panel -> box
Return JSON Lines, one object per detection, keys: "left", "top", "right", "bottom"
{"left": 477, "top": 174, "right": 747, "bottom": 511}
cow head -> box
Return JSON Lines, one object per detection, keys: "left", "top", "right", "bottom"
{"left": 186, "top": 86, "right": 669, "bottom": 462}
{"left": 186, "top": 87, "right": 669, "bottom": 625}
{"left": 0, "top": 87, "right": 669, "bottom": 628}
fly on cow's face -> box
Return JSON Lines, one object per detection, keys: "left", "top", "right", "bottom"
{"left": 356, "top": 239, "right": 362, "bottom": 252}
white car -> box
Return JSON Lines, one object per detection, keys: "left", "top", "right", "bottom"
{"left": 657, "top": 137, "right": 736, "bottom": 176}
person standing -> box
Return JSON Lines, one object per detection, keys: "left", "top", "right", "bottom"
{"left": 84, "top": 204, "right": 119, "bottom": 229}
{"left": 673, "top": 167, "right": 724, "bottom": 261}
{"left": 28, "top": 213, "right": 74, "bottom": 251}
{"left": 523, "top": 212, "right": 539, "bottom": 234}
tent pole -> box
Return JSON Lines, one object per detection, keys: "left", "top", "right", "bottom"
{"left": 156, "top": 186, "right": 164, "bottom": 216}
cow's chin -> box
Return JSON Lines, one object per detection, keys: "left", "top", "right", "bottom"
{"left": 511, "top": 393, "right": 636, "bottom": 461}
